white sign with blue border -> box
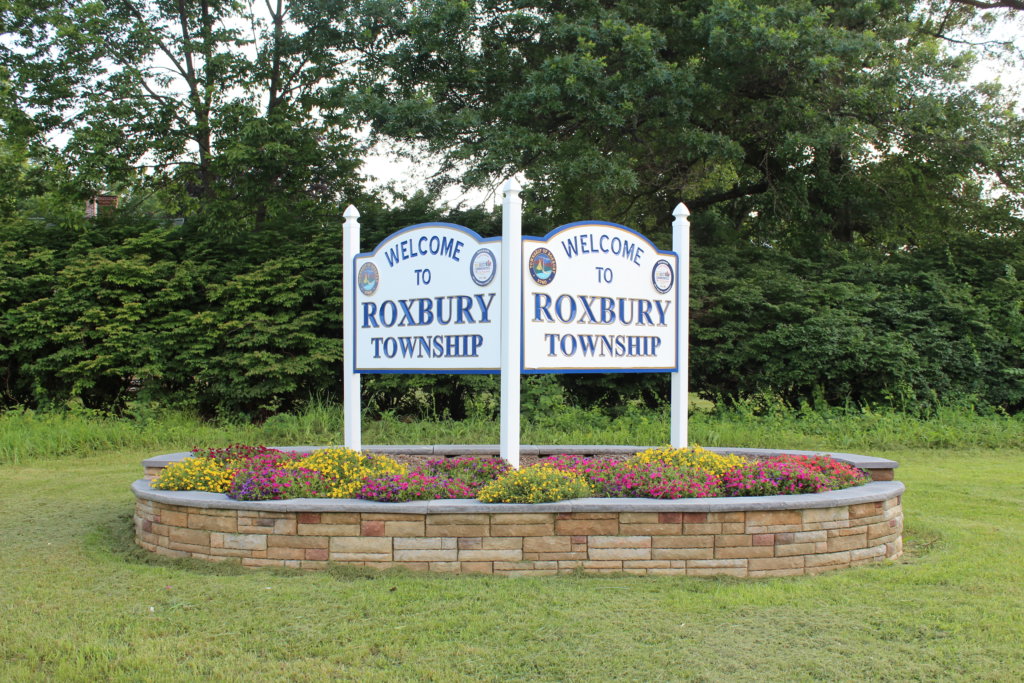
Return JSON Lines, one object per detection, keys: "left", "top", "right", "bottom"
{"left": 353, "top": 223, "right": 501, "bottom": 372}
{"left": 521, "top": 221, "right": 678, "bottom": 372}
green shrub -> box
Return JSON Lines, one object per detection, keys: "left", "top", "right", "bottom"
{"left": 4, "top": 203, "right": 1024, "bottom": 418}
{"left": 690, "top": 239, "right": 1024, "bottom": 413}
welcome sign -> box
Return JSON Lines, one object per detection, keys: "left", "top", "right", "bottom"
{"left": 352, "top": 223, "right": 502, "bottom": 372}
{"left": 343, "top": 189, "right": 691, "bottom": 461}
{"left": 521, "top": 222, "right": 678, "bottom": 372}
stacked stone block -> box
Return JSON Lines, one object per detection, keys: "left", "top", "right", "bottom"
{"left": 134, "top": 496, "right": 903, "bottom": 577}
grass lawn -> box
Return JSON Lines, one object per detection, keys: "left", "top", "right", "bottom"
{"left": 1, "top": 444, "right": 1022, "bottom": 681}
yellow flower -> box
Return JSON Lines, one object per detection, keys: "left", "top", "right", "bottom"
{"left": 477, "top": 466, "right": 591, "bottom": 503}
{"left": 633, "top": 444, "right": 744, "bottom": 476}
{"left": 302, "top": 448, "right": 406, "bottom": 498}
{"left": 152, "top": 457, "right": 235, "bottom": 493}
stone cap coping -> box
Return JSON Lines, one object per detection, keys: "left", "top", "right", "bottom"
{"left": 704, "top": 447, "right": 898, "bottom": 471}
{"left": 142, "top": 445, "right": 899, "bottom": 471}
{"left": 132, "top": 478, "right": 904, "bottom": 515}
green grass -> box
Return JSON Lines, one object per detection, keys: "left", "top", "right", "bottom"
{"left": 1, "top": 422, "right": 1022, "bottom": 679}
{"left": 3, "top": 400, "right": 1024, "bottom": 465}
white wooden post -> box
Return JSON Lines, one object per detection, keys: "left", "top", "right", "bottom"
{"left": 670, "top": 202, "right": 690, "bottom": 449}
{"left": 500, "top": 179, "right": 523, "bottom": 468}
{"left": 343, "top": 205, "right": 362, "bottom": 451}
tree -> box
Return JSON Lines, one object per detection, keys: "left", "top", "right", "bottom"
{"left": 335, "top": 0, "right": 1024, "bottom": 248}
{"left": 0, "top": 0, "right": 364, "bottom": 230}
{"left": 952, "top": 0, "right": 1023, "bottom": 11}
{"left": 0, "top": 1, "right": 377, "bottom": 415}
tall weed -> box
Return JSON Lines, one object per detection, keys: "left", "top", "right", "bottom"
{"left": 2, "top": 398, "right": 1023, "bottom": 465}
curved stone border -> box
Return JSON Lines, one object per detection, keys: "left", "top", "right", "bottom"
{"left": 133, "top": 447, "right": 904, "bottom": 577}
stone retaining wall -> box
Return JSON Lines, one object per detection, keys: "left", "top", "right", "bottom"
{"left": 133, "top": 479, "right": 904, "bottom": 577}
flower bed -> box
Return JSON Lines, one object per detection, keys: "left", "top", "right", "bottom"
{"left": 149, "top": 445, "right": 872, "bottom": 502}
{"left": 133, "top": 446, "right": 904, "bottom": 577}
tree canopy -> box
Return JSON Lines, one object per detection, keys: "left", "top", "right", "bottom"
{"left": 1, "top": 0, "right": 364, "bottom": 229}
{"left": 1, "top": 0, "right": 1023, "bottom": 417}
{"left": 337, "top": 0, "right": 1024, "bottom": 247}
{"left": 3, "top": 0, "right": 1021, "bottom": 243}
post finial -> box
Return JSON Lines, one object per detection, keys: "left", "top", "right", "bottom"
{"left": 344, "top": 205, "right": 360, "bottom": 219}
{"left": 673, "top": 202, "right": 690, "bottom": 219}
{"left": 503, "top": 177, "right": 522, "bottom": 196}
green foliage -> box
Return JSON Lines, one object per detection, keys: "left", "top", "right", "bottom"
{"left": 2, "top": 201, "right": 1023, "bottom": 417}
{"left": 3, "top": 401, "right": 1024, "bottom": 469}
{"left": 0, "top": 206, "right": 345, "bottom": 416}
{"left": 690, "top": 238, "right": 1024, "bottom": 412}
{"left": 0, "top": 0, "right": 364, "bottom": 230}
{"left": 1, "top": 0, "right": 1023, "bottom": 421}
{"left": 339, "top": 0, "right": 1024, "bottom": 246}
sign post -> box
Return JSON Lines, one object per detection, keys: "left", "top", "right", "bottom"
{"left": 343, "top": 205, "right": 362, "bottom": 451}
{"left": 500, "top": 179, "right": 523, "bottom": 468}
{"left": 670, "top": 203, "right": 690, "bottom": 448}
